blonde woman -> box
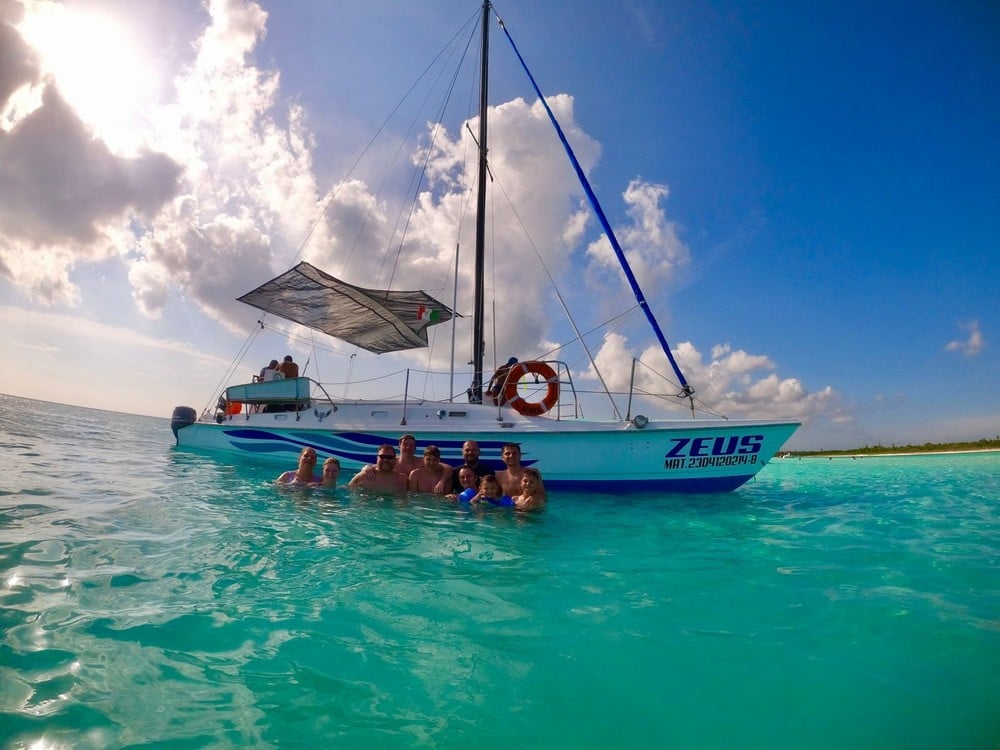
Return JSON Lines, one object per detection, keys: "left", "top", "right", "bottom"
{"left": 312, "top": 457, "right": 341, "bottom": 488}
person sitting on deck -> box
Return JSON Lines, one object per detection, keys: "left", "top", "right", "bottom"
{"left": 485, "top": 357, "right": 518, "bottom": 406}
{"left": 277, "top": 355, "right": 299, "bottom": 380}
{"left": 258, "top": 359, "right": 281, "bottom": 382}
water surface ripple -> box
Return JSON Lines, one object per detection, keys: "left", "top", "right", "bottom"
{"left": 1, "top": 395, "right": 997, "bottom": 748}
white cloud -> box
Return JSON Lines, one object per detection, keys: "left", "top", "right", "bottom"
{"left": 585, "top": 333, "right": 838, "bottom": 421}
{"left": 0, "top": 0, "right": 838, "bottom": 425}
{"left": 584, "top": 179, "right": 690, "bottom": 309}
{"left": 944, "top": 319, "right": 985, "bottom": 357}
{"left": 130, "top": 0, "right": 320, "bottom": 327}
{"left": 0, "top": 304, "right": 233, "bottom": 416}
{"left": 0, "top": 7, "right": 181, "bottom": 305}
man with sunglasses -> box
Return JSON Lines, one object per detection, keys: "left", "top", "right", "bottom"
{"left": 348, "top": 445, "right": 408, "bottom": 492}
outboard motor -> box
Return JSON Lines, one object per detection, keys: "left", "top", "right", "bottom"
{"left": 170, "top": 406, "right": 197, "bottom": 441}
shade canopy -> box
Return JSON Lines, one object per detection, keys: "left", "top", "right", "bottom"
{"left": 237, "top": 262, "right": 456, "bottom": 354}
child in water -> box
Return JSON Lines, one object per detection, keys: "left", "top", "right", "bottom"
{"left": 470, "top": 474, "right": 513, "bottom": 507}
{"left": 512, "top": 467, "right": 545, "bottom": 510}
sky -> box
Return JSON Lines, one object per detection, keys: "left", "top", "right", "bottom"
{"left": 1, "top": 0, "right": 997, "bottom": 451}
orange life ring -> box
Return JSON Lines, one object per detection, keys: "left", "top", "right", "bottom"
{"left": 225, "top": 400, "right": 243, "bottom": 415}
{"left": 502, "top": 361, "right": 559, "bottom": 416}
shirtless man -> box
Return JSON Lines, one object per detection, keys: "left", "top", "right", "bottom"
{"left": 407, "top": 445, "right": 452, "bottom": 493}
{"left": 348, "top": 446, "right": 408, "bottom": 492}
{"left": 357, "top": 433, "right": 421, "bottom": 483}
{"left": 395, "top": 434, "right": 422, "bottom": 477}
{"left": 494, "top": 442, "right": 527, "bottom": 497}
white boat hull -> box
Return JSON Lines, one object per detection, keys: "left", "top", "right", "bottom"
{"left": 172, "top": 399, "right": 798, "bottom": 493}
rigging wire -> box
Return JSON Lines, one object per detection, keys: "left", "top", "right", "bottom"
{"left": 381, "top": 23, "right": 480, "bottom": 292}
{"left": 214, "top": 9, "right": 482, "bottom": 400}
{"left": 485, "top": 165, "right": 623, "bottom": 418}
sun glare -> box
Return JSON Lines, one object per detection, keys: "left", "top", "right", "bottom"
{"left": 17, "top": 1, "right": 160, "bottom": 154}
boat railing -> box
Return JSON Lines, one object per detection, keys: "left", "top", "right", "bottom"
{"left": 218, "top": 364, "right": 584, "bottom": 422}
{"left": 217, "top": 377, "right": 337, "bottom": 421}
{"left": 216, "top": 365, "right": 701, "bottom": 424}
{"left": 489, "top": 359, "right": 580, "bottom": 420}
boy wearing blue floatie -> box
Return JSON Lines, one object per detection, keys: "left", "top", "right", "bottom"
{"left": 470, "top": 474, "right": 513, "bottom": 507}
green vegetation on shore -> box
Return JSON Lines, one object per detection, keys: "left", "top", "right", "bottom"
{"left": 788, "top": 437, "right": 1000, "bottom": 457}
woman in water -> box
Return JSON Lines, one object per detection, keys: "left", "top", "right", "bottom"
{"left": 447, "top": 465, "right": 479, "bottom": 502}
{"left": 312, "top": 457, "right": 341, "bottom": 488}
{"left": 276, "top": 447, "right": 321, "bottom": 485}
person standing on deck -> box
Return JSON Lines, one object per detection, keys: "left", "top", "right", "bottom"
{"left": 485, "top": 357, "right": 518, "bottom": 405}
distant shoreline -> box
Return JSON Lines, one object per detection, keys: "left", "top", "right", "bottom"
{"left": 784, "top": 448, "right": 1000, "bottom": 459}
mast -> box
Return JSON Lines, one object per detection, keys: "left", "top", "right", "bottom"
{"left": 470, "top": 0, "right": 490, "bottom": 403}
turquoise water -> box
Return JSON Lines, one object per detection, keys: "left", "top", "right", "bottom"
{"left": 1, "top": 394, "right": 998, "bottom": 749}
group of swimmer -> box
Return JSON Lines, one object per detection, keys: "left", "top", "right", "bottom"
{"left": 276, "top": 436, "right": 545, "bottom": 511}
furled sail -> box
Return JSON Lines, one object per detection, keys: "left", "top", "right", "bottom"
{"left": 237, "top": 261, "right": 456, "bottom": 354}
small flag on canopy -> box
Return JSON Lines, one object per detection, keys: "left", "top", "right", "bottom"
{"left": 416, "top": 305, "right": 440, "bottom": 323}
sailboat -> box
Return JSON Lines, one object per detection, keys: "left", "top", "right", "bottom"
{"left": 170, "top": 2, "right": 799, "bottom": 493}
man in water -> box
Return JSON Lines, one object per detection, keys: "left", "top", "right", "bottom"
{"left": 348, "top": 446, "right": 408, "bottom": 492}
{"left": 446, "top": 439, "right": 493, "bottom": 493}
{"left": 407, "top": 445, "right": 452, "bottom": 493}
{"left": 495, "top": 442, "right": 533, "bottom": 498}
{"left": 357, "top": 433, "right": 422, "bottom": 481}
{"left": 395, "top": 434, "right": 422, "bottom": 477}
